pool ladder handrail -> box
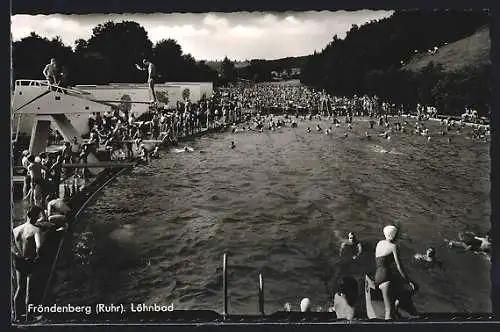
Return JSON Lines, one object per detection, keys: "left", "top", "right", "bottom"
{"left": 221, "top": 252, "right": 266, "bottom": 319}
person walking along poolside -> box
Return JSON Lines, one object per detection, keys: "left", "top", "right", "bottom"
{"left": 136, "top": 58, "right": 157, "bottom": 103}
{"left": 12, "top": 206, "right": 49, "bottom": 321}
{"left": 21, "top": 150, "right": 31, "bottom": 199}
{"left": 27, "top": 155, "right": 46, "bottom": 207}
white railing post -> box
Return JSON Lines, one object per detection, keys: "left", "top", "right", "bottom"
{"left": 222, "top": 252, "right": 228, "bottom": 318}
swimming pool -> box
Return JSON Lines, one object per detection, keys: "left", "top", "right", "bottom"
{"left": 48, "top": 116, "right": 491, "bottom": 315}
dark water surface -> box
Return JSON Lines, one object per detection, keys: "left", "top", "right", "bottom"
{"left": 44, "top": 117, "right": 490, "bottom": 314}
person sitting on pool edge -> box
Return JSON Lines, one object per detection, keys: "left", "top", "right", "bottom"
{"left": 339, "top": 232, "right": 363, "bottom": 260}
{"left": 45, "top": 193, "right": 71, "bottom": 231}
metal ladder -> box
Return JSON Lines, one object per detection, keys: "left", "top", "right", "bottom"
{"left": 11, "top": 113, "right": 21, "bottom": 144}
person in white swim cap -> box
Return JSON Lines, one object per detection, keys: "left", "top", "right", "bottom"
{"left": 383, "top": 225, "right": 398, "bottom": 241}
{"left": 375, "top": 225, "right": 416, "bottom": 320}
{"left": 300, "top": 298, "right": 311, "bottom": 312}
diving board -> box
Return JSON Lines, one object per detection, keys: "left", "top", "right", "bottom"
{"left": 14, "top": 90, "right": 115, "bottom": 114}
{"left": 62, "top": 162, "right": 136, "bottom": 168}
{"left": 94, "top": 100, "right": 154, "bottom": 104}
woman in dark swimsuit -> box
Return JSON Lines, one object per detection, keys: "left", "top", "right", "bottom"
{"left": 375, "top": 225, "right": 415, "bottom": 320}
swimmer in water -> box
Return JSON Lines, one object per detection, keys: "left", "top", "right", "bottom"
{"left": 307, "top": 127, "right": 311, "bottom": 133}
{"left": 414, "top": 247, "right": 441, "bottom": 266}
{"left": 379, "top": 130, "right": 391, "bottom": 139}
{"left": 448, "top": 232, "right": 491, "bottom": 253}
{"left": 339, "top": 232, "right": 363, "bottom": 260}
{"left": 183, "top": 146, "right": 194, "bottom": 152}
{"left": 231, "top": 141, "right": 236, "bottom": 149}
{"left": 316, "top": 125, "right": 322, "bottom": 132}
{"left": 150, "top": 145, "right": 160, "bottom": 159}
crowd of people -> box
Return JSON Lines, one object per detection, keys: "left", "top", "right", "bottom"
{"left": 221, "top": 83, "right": 402, "bottom": 117}
{"left": 72, "top": 88, "right": 245, "bottom": 164}
{"left": 12, "top": 59, "right": 492, "bottom": 322}
{"left": 222, "top": 82, "right": 490, "bottom": 144}
{"left": 12, "top": 59, "right": 252, "bottom": 322}
{"left": 218, "top": 83, "right": 491, "bottom": 320}
{"left": 13, "top": 148, "right": 73, "bottom": 322}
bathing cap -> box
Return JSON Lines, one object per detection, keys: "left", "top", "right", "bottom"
{"left": 383, "top": 225, "right": 398, "bottom": 241}
{"left": 34, "top": 156, "right": 41, "bottom": 163}
{"left": 300, "top": 298, "right": 311, "bottom": 312}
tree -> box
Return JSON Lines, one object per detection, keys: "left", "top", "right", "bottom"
{"left": 12, "top": 33, "right": 74, "bottom": 81}
{"left": 221, "top": 57, "right": 236, "bottom": 84}
{"left": 299, "top": 9, "right": 489, "bottom": 115}
{"left": 153, "top": 38, "right": 183, "bottom": 81}
{"left": 76, "top": 20, "right": 153, "bottom": 83}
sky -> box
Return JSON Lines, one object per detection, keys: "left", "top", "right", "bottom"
{"left": 11, "top": 11, "right": 393, "bottom": 61}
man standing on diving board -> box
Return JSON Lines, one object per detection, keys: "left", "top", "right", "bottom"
{"left": 135, "top": 58, "right": 157, "bottom": 103}
{"left": 42, "top": 58, "right": 58, "bottom": 90}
